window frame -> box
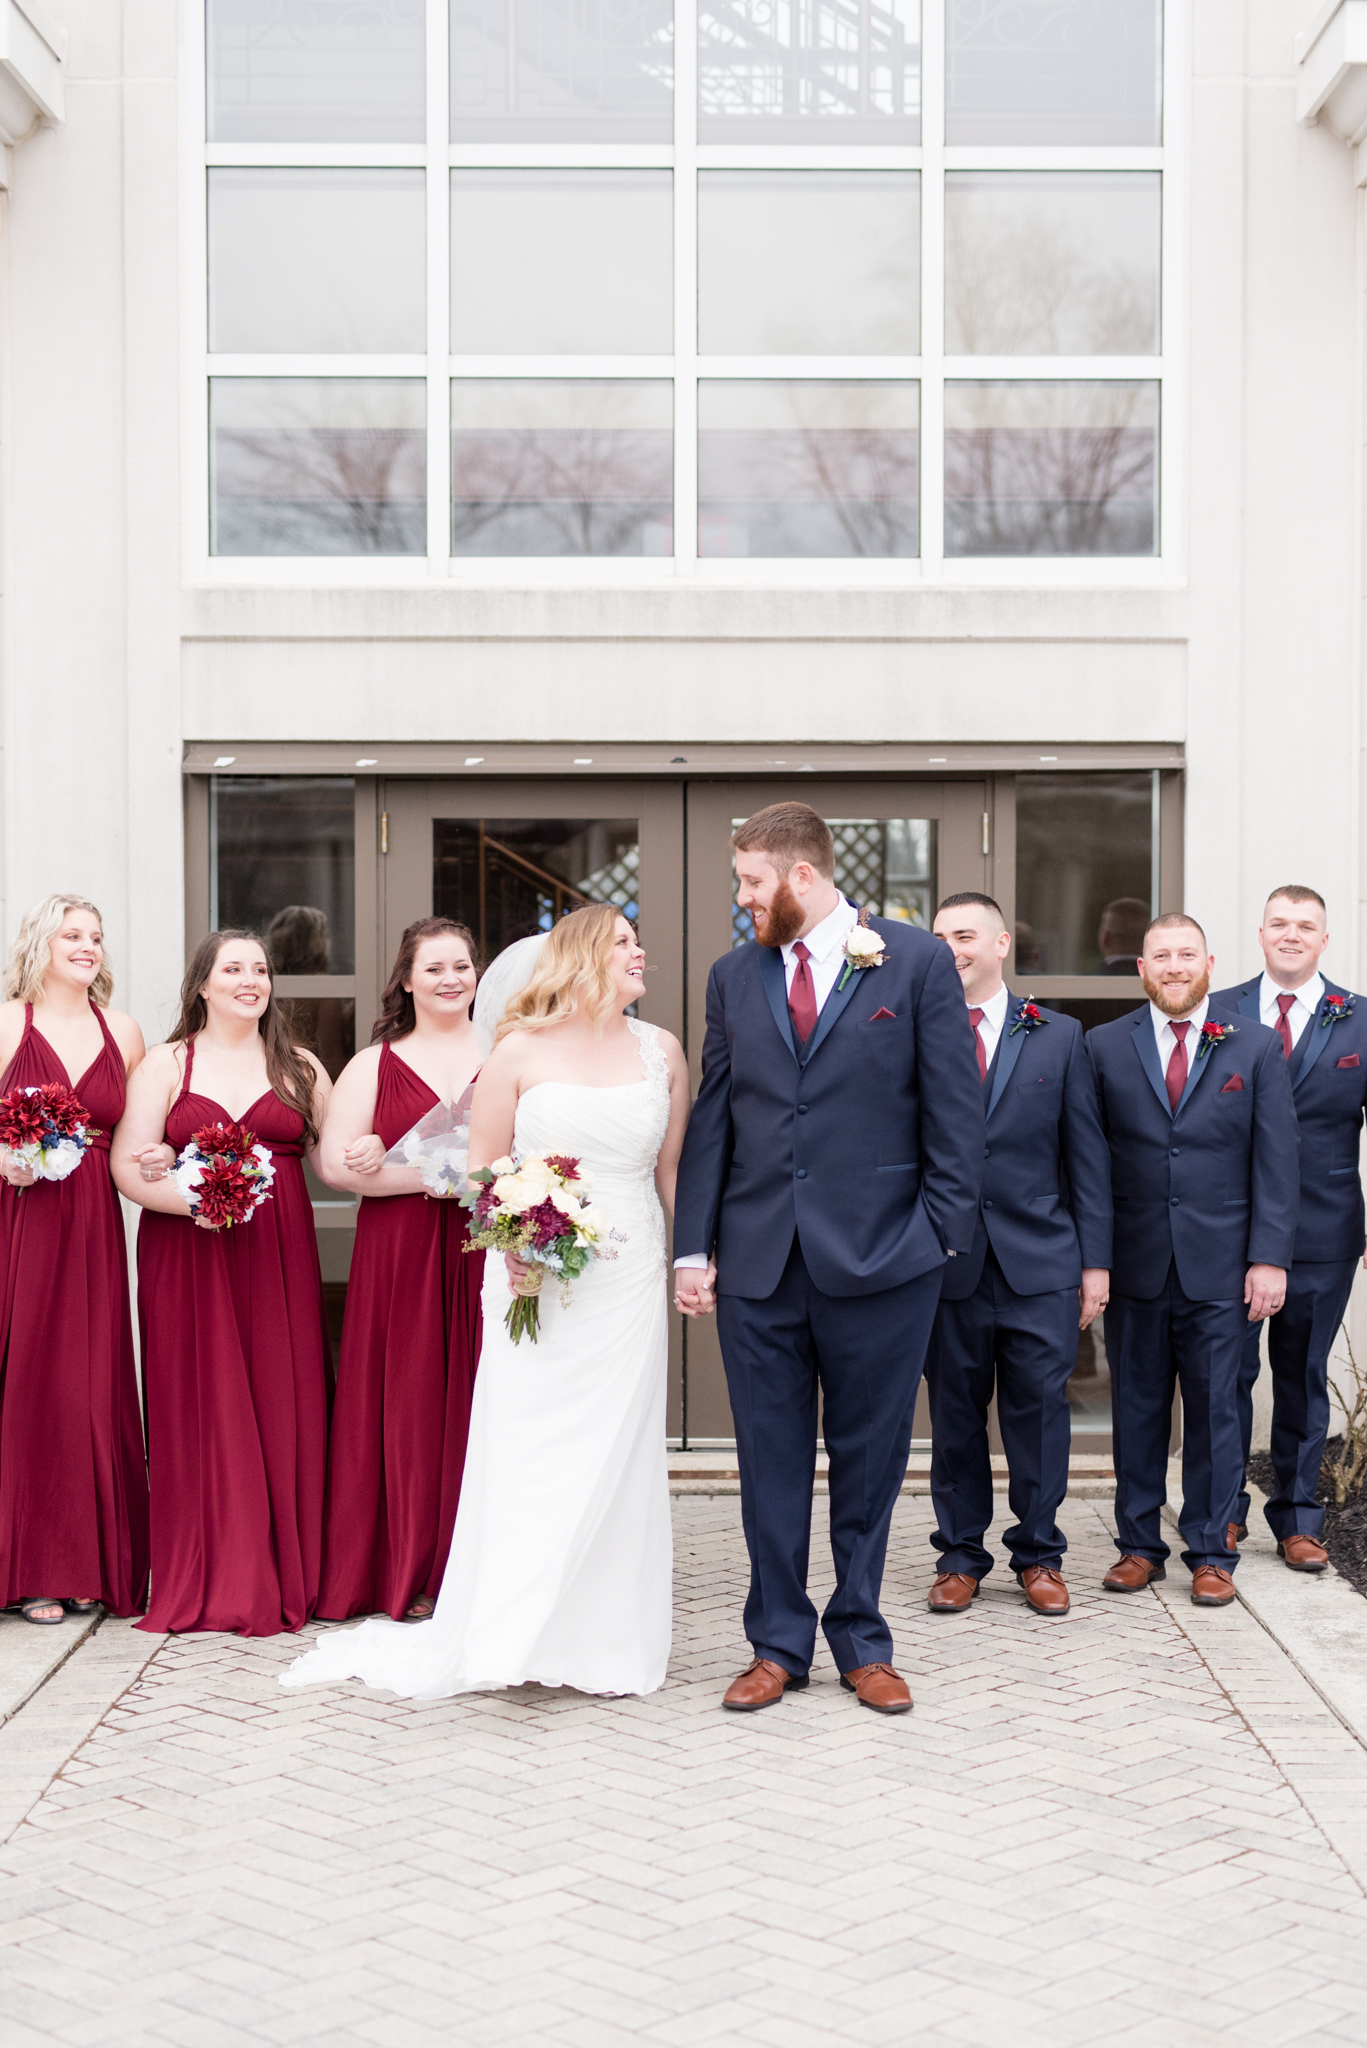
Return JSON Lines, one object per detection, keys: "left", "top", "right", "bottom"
{"left": 184, "top": 0, "right": 1185, "bottom": 585}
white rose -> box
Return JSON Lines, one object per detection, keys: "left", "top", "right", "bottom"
{"left": 489, "top": 1155, "right": 516, "bottom": 1176}
{"left": 845, "top": 927, "right": 885, "bottom": 960}
{"left": 174, "top": 1156, "right": 205, "bottom": 1207}
{"left": 492, "top": 1174, "right": 532, "bottom": 1213}
{"left": 38, "top": 1138, "right": 85, "bottom": 1182}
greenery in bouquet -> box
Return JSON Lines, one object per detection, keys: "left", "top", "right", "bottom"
{"left": 462, "top": 1150, "right": 617, "bottom": 1345}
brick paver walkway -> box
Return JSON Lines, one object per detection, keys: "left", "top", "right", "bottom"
{"left": 2, "top": 1495, "right": 1366, "bottom": 2046}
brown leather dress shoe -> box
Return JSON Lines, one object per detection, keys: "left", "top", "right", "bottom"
{"left": 1016, "top": 1565, "right": 1070, "bottom": 1615}
{"left": 722, "top": 1658, "right": 808, "bottom": 1711}
{"left": 1102, "top": 1554, "right": 1166, "bottom": 1592}
{"left": 1230, "top": 1522, "right": 1248, "bottom": 1545}
{"left": 1278, "top": 1534, "right": 1330, "bottom": 1572}
{"left": 1190, "top": 1565, "right": 1236, "bottom": 1606}
{"left": 841, "top": 1663, "right": 912, "bottom": 1714}
{"left": 928, "top": 1572, "right": 979, "bottom": 1613}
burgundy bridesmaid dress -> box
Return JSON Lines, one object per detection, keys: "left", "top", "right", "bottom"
{"left": 0, "top": 1003, "right": 149, "bottom": 1614}
{"left": 316, "top": 1043, "right": 483, "bottom": 1620}
{"left": 137, "top": 1038, "right": 330, "bottom": 1635}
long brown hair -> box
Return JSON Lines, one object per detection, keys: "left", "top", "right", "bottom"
{"left": 372, "top": 918, "right": 478, "bottom": 1044}
{"left": 170, "top": 930, "right": 321, "bottom": 1144}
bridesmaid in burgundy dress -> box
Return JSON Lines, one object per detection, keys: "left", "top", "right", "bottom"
{"left": 114, "top": 931, "right": 332, "bottom": 1636}
{"left": 315, "top": 918, "right": 484, "bottom": 1621}
{"left": 0, "top": 895, "right": 149, "bottom": 1624}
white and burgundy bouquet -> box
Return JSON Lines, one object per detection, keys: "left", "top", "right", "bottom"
{"left": 462, "top": 1150, "right": 618, "bottom": 1345}
{"left": 175, "top": 1119, "right": 275, "bottom": 1229}
{"left": 0, "top": 1082, "right": 96, "bottom": 1185}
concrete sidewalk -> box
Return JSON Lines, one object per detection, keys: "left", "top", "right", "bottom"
{"left": 1, "top": 1493, "right": 1365, "bottom": 2046}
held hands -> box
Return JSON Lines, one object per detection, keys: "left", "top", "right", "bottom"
{"left": 1244, "top": 1263, "right": 1287, "bottom": 1322}
{"left": 130, "top": 1142, "right": 176, "bottom": 1186}
{"left": 1078, "top": 1269, "right": 1109, "bottom": 1331}
{"left": 674, "top": 1263, "right": 717, "bottom": 1319}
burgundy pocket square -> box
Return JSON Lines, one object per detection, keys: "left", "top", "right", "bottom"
{"left": 869, "top": 1007, "right": 897, "bottom": 1022}
{"left": 1338, "top": 1055, "right": 1360, "bottom": 1069}
{"left": 1220, "top": 1075, "right": 1244, "bottom": 1093}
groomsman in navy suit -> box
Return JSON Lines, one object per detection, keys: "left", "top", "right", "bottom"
{"left": 1213, "top": 886, "right": 1367, "bottom": 1570}
{"left": 1086, "top": 914, "right": 1298, "bottom": 1605}
{"left": 923, "top": 895, "right": 1112, "bottom": 1616}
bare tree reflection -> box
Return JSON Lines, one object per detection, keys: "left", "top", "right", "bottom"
{"left": 699, "top": 388, "right": 918, "bottom": 557}
{"left": 212, "top": 382, "right": 426, "bottom": 555}
{"left": 946, "top": 186, "right": 1156, "bottom": 355}
{"left": 945, "top": 383, "right": 1156, "bottom": 556}
{"left": 451, "top": 386, "right": 671, "bottom": 555}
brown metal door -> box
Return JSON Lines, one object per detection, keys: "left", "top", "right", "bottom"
{"left": 680, "top": 778, "right": 991, "bottom": 1444}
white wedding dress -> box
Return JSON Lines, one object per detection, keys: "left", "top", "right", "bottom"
{"left": 281, "top": 1019, "right": 673, "bottom": 1700}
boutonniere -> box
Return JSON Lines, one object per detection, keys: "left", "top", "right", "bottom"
{"left": 1197, "top": 1020, "right": 1238, "bottom": 1060}
{"left": 836, "top": 911, "right": 888, "bottom": 992}
{"left": 1321, "top": 993, "right": 1357, "bottom": 1028}
{"left": 1008, "top": 997, "right": 1047, "bottom": 1038}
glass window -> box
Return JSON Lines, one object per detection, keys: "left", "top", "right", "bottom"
{"left": 698, "top": 380, "right": 919, "bottom": 558}
{"left": 699, "top": 0, "right": 920, "bottom": 142}
{"left": 944, "top": 380, "right": 1157, "bottom": 557}
{"left": 450, "top": 0, "right": 674, "bottom": 140}
{"left": 434, "top": 817, "right": 639, "bottom": 958}
{"left": 1014, "top": 771, "right": 1153, "bottom": 976}
{"left": 945, "top": 0, "right": 1161, "bottom": 145}
{"left": 208, "top": 169, "right": 426, "bottom": 355}
{"left": 210, "top": 378, "right": 427, "bottom": 556}
{"left": 451, "top": 170, "right": 673, "bottom": 354}
{"left": 945, "top": 172, "right": 1160, "bottom": 356}
{"left": 207, "top": 0, "right": 426, "bottom": 143}
{"left": 451, "top": 380, "right": 673, "bottom": 555}
{"left": 698, "top": 171, "right": 919, "bottom": 356}
{"left": 212, "top": 776, "right": 357, "bottom": 973}
{"left": 732, "top": 815, "right": 934, "bottom": 943}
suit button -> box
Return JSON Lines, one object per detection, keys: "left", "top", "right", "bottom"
{"left": 1171, "top": 1196, "right": 1180, "bottom": 1206}
{"left": 1171, "top": 1147, "right": 1180, "bottom": 1156}
{"left": 796, "top": 1169, "right": 807, "bottom": 1180}
{"left": 983, "top": 1200, "right": 994, "bottom": 1209}
{"left": 797, "top": 1104, "right": 808, "bottom": 1114}
{"left": 984, "top": 1148, "right": 991, "bottom": 1158}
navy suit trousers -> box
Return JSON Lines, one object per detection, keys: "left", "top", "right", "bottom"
{"left": 1106, "top": 1264, "right": 1247, "bottom": 1572}
{"left": 1235, "top": 1258, "right": 1357, "bottom": 1539}
{"left": 716, "top": 1235, "right": 943, "bottom": 1675}
{"left": 924, "top": 1250, "right": 1077, "bottom": 1577}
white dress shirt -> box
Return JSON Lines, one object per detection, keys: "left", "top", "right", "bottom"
{"left": 1258, "top": 969, "right": 1322, "bottom": 1051}
{"left": 1150, "top": 995, "right": 1209, "bottom": 1076}
{"left": 968, "top": 983, "right": 1010, "bottom": 1071}
{"left": 674, "top": 896, "right": 860, "bottom": 1274}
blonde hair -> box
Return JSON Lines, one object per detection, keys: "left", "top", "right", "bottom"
{"left": 5, "top": 894, "right": 114, "bottom": 1007}
{"left": 496, "top": 904, "right": 630, "bottom": 1041}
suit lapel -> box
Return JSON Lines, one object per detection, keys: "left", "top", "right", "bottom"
{"left": 757, "top": 943, "right": 799, "bottom": 1064}
{"left": 1236, "top": 982, "right": 1261, "bottom": 1024}
{"left": 1294, "top": 982, "right": 1341, "bottom": 1092}
{"left": 800, "top": 955, "right": 864, "bottom": 1066}
{"left": 987, "top": 990, "right": 1026, "bottom": 1120}
{"left": 1131, "top": 1011, "right": 1172, "bottom": 1118}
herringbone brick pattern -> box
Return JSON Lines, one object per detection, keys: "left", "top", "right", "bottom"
{"left": 1, "top": 1496, "right": 1364, "bottom": 2045}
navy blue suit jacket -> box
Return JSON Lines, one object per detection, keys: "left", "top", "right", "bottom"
{"left": 1212, "top": 975, "right": 1367, "bottom": 1263}
{"left": 673, "top": 916, "right": 984, "bottom": 1300}
{"left": 942, "top": 993, "right": 1113, "bottom": 1301}
{"left": 1084, "top": 1002, "right": 1299, "bottom": 1301}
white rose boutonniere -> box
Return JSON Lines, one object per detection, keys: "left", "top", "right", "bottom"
{"left": 837, "top": 917, "right": 889, "bottom": 992}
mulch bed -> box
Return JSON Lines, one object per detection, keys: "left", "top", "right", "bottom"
{"left": 1246, "top": 1438, "right": 1367, "bottom": 1597}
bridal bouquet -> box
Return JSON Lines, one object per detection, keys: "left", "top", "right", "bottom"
{"left": 175, "top": 1120, "right": 275, "bottom": 1229}
{"left": 0, "top": 1083, "right": 96, "bottom": 1185}
{"left": 463, "top": 1151, "right": 617, "bottom": 1345}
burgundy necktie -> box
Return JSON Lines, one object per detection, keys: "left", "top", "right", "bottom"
{"left": 968, "top": 1006, "right": 988, "bottom": 1083}
{"left": 1275, "top": 992, "right": 1296, "bottom": 1060}
{"left": 1165, "top": 1019, "right": 1191, "bottom": 1111}
{"left": 789, "top": 940, "right": 818, "bottom": 1045}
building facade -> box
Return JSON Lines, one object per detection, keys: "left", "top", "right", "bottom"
{"left": 1, "top": 0, "right": 1363, "bottom": 1440}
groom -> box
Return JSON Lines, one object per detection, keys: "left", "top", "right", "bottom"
{"left": 674, "top": 804, "right": 983, "bottom": 1713}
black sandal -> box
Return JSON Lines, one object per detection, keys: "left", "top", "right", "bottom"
{"left": 19, "top": 1597, "right": 65, "bottom": 1626}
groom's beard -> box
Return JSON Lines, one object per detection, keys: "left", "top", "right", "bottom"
{"left": 1141, "top": 964, "right": 1210, "bottom": 1016}
{"left": 751, "top": 877, "right": 807, "bottom": 949}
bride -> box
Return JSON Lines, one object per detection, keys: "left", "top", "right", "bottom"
{"left": 281, "top": 904, "right": 691, "bottom": 1700}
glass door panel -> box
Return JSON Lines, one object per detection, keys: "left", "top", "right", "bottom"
{"left": 681, "top": 779, "right": 990, "bottom": 1444}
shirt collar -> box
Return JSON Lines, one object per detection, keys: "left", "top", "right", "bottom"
{"left": 970, "top": 984, "right": 1010, "bottom": 1028}
{"left": 1151, "top": 996, "right": 1209, "bottom": 1036}
{"left": 1259, "top": 969, "right": 1323, "bottom": 1012}
{"left": 784, "top": 895, "right": 859, "bottom": 964}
